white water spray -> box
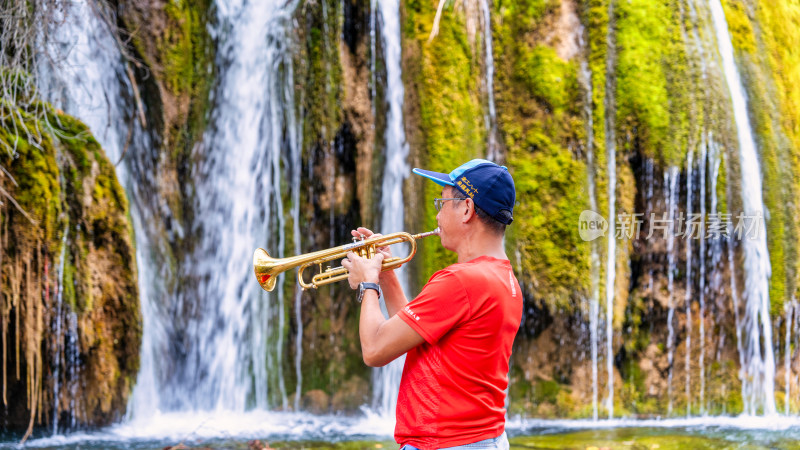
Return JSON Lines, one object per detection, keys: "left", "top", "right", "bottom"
{"left": 181, "top": 0, "right": 299, "bottom": 412}
{"left": 699, "top": 137, "right": 707, "bottom": 415}
{"left": 578, "top": 47, "right": 599, "bottom": 421}
{"left": 374, "top": 0, "right": 410, "bottom": 418}
{"left": 685, "top": 148, "right": 694, "bottom": 417}
{"left": 479, "top": 0, "right": 499, "bottom": 162}
{"left": 708, "top": 0, "right": 776, "bottom": 415}
{"left": 36, "top": 0, "right": 158, "bottom": 425}
{"left": 665, "top": 166, "right": 679, "bottom": 415}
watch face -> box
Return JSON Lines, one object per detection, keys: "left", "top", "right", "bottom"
{"left": 357, "top": 284, "right": 365, "bottom": 302}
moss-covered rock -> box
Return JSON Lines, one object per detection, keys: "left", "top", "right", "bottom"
{"left": 0, "top": 100, "right": 139, "bottom": 432}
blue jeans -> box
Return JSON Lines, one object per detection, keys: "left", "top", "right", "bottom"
{"left": 402, "top": 431, "right": 509, "bottom": 450}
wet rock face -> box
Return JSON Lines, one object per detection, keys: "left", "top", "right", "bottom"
{"left": 1, "top": 107, "right": 140, "bottom": 431}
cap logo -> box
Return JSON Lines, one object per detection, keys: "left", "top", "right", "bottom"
{"left": 457, "top": 176, "right": 478, "bottom": 198}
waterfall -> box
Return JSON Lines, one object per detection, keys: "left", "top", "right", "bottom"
{"left": 479, "top": 0, "right": 499, "bottom": 162}
{"left": 786, "top": 299, "right": 795, "bottom": 415}
{"left": 604, "top": 135, "right": 616, "bottom": 420}
{"left": 578, "top": 43, "right": 599, "bottom": 420}
{"left": 685, "top": 148, "right": 694, "bottom": 417}
{"left": 708, "top": 0, "right": 776, "bottom": 415}
{"left": 51, "top": 225, "right": 68, "bottom": 433}
{"left": 665, "top": 166, "right": 679, "bottom": 415}
{"left": 699, "top": 136, "right": 707, "bottom": 415}
{"left": 708, "top": 137, "right": 723, "bottom": 364}
{"left": 174, "top": 0, "right": 298, "bottom": 411}
{"left": 41, "top": 0, "right": 303, "bottom": 417}
{"left": 36, "top": 0, "right": 157, "bottom": 425}
{"left": 603, "top": 0, "right": 618, "bottom": 418}
{"left": 373, "top": 0, "right": 410, "bottom": 417}
{"left": 707, "top": 135, "right": 725, "bottom": 410}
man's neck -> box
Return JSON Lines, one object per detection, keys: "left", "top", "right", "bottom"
{"left": 455, "top": 232, "right": 507, "bottom": 264}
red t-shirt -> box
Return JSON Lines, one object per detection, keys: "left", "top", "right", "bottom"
{"left": 395, "top": 256, "right": 522, "bottom": 450}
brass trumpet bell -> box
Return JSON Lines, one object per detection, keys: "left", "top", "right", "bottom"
{"left": 253, "top": 229, "right": 440, "bottom": 292}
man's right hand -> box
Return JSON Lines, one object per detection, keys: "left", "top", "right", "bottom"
{"left": 350, "top": 227, "right": 404, "bottom": 277}
{"left": 351, "top": 227, "right": 394, "bottom": 260}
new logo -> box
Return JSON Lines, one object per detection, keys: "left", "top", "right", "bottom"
{"left": 579, "top": 210, "right": 609, "bottom": 242}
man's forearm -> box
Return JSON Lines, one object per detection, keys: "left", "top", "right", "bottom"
{"left": 359, "top": 289, "right": 386, "bottom": 366}
{"left": 379, "top": 270, "right": 408, "bottom": 317}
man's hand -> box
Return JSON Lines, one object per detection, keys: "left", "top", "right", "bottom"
{"left": 342, "top": 251, "right": 384, "bottom": 289}
{"left": 350, "top": 227, "right": 393, "bottom": 260}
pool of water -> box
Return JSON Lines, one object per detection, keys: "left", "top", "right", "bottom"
{"left": 5, "top": 414, "right": 800, "bottom": 449}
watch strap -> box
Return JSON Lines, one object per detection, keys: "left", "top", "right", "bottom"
{"left": 357, "top": 282, "right": 381, "bottom": 303}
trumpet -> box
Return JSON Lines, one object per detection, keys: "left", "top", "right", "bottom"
{"left": 253, "top": 228, "right": 440, "bottom": 291}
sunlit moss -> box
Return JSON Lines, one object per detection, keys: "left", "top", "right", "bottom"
{"left": 718, "top": 0, "right": 799, "bottom": 315}
{"left": 615, "top": 0, "right": 693, "bottom": 167}
{"left": 721, "top": 0, "right": 757, "bottom": 54}
{"left": 753, "top": 0, "right": 800, "bottom": 303}
{"left": 403, "top": 0, "right": 485, "bottom": 286}
{"left": 1, "top": 97, "right": 139, "bottom": 428}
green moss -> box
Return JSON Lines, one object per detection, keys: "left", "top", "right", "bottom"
{"left": 532, "top": 378, "right": 560, "bottom": 404}
{"left": 0, "top": 104, "right": 62, "bottom": 245}
{"left": 514, "top": 45, "right": 577, "bottom": 113}
{"left": 718, "top": 0, "right": 799, "bottom": 315}
{"left": 752, "top": 0, "right": 800, "bottom": 305}
{"left": 403, "top": 0, "right": 485, "bottom": 285}
{"left": 614, "top": 0, "right": 692, "bottom": 166}
{"left": 721, "top": 0, "right": 757, "bottom": 54}
{"left": 509, "top": 145, "right": 590, "bottom": 309}
{"left": 299, "top": 0, "right": 344, "bottom": 154}
{"left": 1, "top": 95, "right": 139, "bottom": 427}
{"left": 490, "top": 0, "right": 593, "bottom": 311}
{"left": 716, "top": 152, "right": 728, "bottom": 214}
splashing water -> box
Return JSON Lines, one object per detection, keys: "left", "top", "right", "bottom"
{"left": 708, "top": 0, "right": 776, "bottom": 415}
{"left": 373, "top": 0, "right": 410, "bottom": 418}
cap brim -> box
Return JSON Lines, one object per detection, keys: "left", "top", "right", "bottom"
{"left": 412, "top": 168, "right": 454, "bottom": 187}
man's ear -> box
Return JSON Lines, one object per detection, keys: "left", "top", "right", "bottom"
{"left": 462, "top": 198, "right": 476, "bottom": 223}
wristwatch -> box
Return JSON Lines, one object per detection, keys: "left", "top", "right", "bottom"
{"left": 357, "top": 282, "right": 381, "bottom": 303}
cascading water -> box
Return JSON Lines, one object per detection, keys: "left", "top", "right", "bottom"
{"left": 708, "top": 0, "right": 776, "bottom": 415}
{"left": 50, "top": 225, "right": 79, "bottom": 433}
{"left": 708, "top": 137, "right": 723, "bottom": 364}
{"left": 603, "top": 0, "right": 618, "bottom": 418}
{"left": 684, "top": 148, "right": 694, "bottom": 417}
{"left": 665, "top": 166, "right": 679, "bottom": 415}
{"left": 289, "top": 77, "right": 303, "bottom": 413}
{"left": 169, "top": 0, "right": 299, "bottom": 412}
{"left": 36, "top": 0, "right": 157, "bottom": 429}
{"left": 373, "top": 0, "right": 410, "bottom": 418}
{"left": 699, "top": 137, "right": 707, "bottom": 415}
{"left": 785, "top": 298, "right": 795, "bottom": 415}
{"left": 479, "top": 0, "right": 499, "bottom": 162}
{"left": 577, "top": 40, "right": 599, "bottom": 421}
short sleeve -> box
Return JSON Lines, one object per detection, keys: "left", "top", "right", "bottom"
{"left": 398, "top": 270, "right": 471, "bottom": 344}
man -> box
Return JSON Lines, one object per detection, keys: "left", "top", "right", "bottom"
{"left": 341, "top": 159, "right": 522, "bottom": 450}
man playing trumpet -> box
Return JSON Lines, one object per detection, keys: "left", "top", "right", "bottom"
{"left": 342, "top": 159, "right": 522, "bottom": 450}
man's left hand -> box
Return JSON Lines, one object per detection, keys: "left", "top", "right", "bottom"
{"left": 342, "top": 251, "right": 384, "bottom": 289}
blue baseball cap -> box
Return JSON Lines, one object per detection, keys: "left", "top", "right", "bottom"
{"left": 413, "top": 159, "right": 515, "bottom": 224}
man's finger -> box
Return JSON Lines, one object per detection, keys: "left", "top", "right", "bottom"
{"left": 357, "top": 227, "right": 375, "bottom": 237}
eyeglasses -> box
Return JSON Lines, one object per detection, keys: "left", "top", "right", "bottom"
{"left": 433, "top": 198, "right": 464, "bottom": 211}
